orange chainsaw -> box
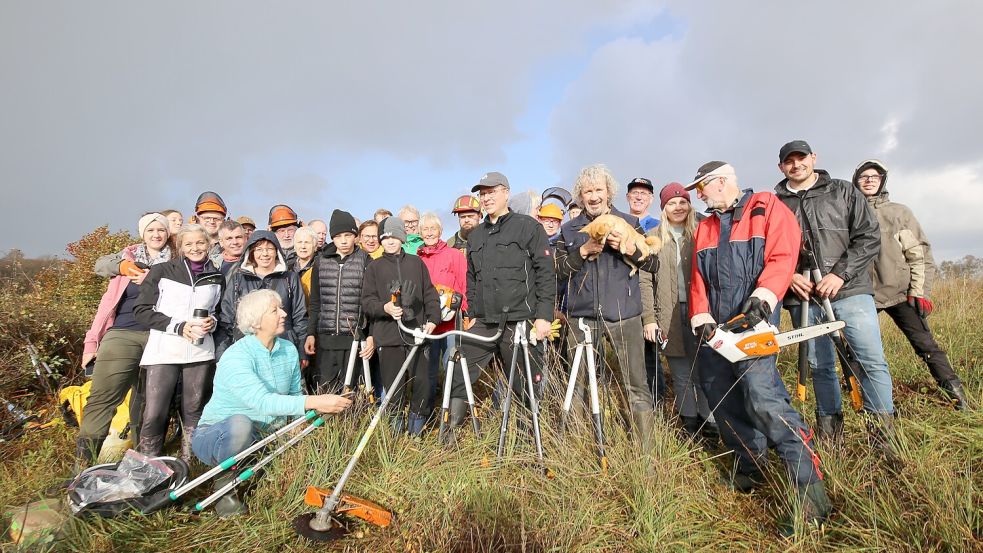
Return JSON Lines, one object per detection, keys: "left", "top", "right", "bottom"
{"left": 705, "top": 315, "right": 845, "bottom": 363}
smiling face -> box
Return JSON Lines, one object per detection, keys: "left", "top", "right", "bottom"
{"left": 857, "top": 168, "right": 883, "bottom": 196}
{"left": 664, "top": 197, "right": 691, "bottom": 225}
{"left": 166, "top": 212, "right": 183, "bottom": 234}
{"left": 477, "top": 185, "right": 509, "bottom": 219}
{"left": 197, "top": 211, "right": 224, "bottom": 238}
{"left": 251, "top": 240, "right": 278, "bottom": 272}
{"left": 359, "top": 224, "right": 379, "bottom": 252}
{"left": 779, "top": 152, "right": 818, "bottom": 188}
{"left": 180, "top": 230, "right": 209, "bottom": 262}
{"left": 381, "top": 236, "right": 402, "bottom": 254}
{"left": 420, "top": 221, "right": 441, "bottom": 246}
{"left": 399, "top": 211, "right": 419, "bottom": 235}
{"left": 143, "top": 221, "right": 169, "bottom": 251}
{"left": 219, "top": 226, "right": 246, "bottom": 256}
{"left": 580, "top": 180, "right": 610, "bottom": 218}
{"left": 539, "top": 217, "right": 561, "bottom": 237}
{"left": 626, "top": 186, "right": 653, "bottom": 216}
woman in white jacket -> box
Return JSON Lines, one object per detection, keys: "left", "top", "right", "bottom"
{"left": 134, "top": 224, "right": 224, "bottom": 458}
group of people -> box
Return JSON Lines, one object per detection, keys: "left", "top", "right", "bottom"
{"left": 73, "top": 139, "right": 967, "bottom": 530}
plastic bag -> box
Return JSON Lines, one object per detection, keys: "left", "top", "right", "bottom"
{"left": 68, "top": 449, "right": 174, "bottom": 507}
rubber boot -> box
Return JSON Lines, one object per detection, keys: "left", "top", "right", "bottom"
{"left": 939, "top": 379, "right": 970, "bottom": 411}
{"left": 779, "top": 481, "right": 832, "bottom": 537}
{"left": 631, "top": 410, "right": 656, "bottom": 455}
{"left": 390, "top": 412, "right": 406, "bottom": 435}
{"left": 679, "top": 416, "right": 702, "bottom": 440}
{"left": 407, "top": 413, "right": 427, "bottom": 437}
{"left": 866, "top": 413, "right": 901, "bottom": 466}
{"left": 137, "top": 434, "right": 164, "bottom": 457}
{"left": 181, "top": 426, "right": 195, "bottom": 464}
{"left": 73, "top": 437, "right": 105, "bottom": 472}
{"left": 440, "top": 399, "right": 469, "bottom": 447}
{"left": 814, "top": 413, "right": 844, "bottom": 446}
{"left": 727, "top": 470, "right": 765, "bottom": 493}
{"left": 212, "top": 473, "right": 247, "bottom": 518}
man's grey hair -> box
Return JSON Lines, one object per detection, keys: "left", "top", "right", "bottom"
{"left": 398, "top": 205, "right": 420, "bottom": 219}
{"left": 572, "top": 164, "right": 618, "bottom": 206}
{"left": 236, "top": 289, "right": 282, "bottom": 335}
{"left": 219, "top": 220, "right": 243, "bottom": 234}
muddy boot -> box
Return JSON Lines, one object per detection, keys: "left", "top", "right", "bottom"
{"left": 814, "top": 413, "right": 844, "bottom": 446}
{"left": 631, "top": 410, "right": 656, "bottom": 455}
{"left": 440, "top": 399, "right": 469, "bottom": 447}
{"left": 181, "top": 426, "right": 196, "bottom": 464}
{"left": 73, "top": 437, "right": 105, "bottom": 472}
{"left": 726, "top": 470, "right": 766, "bottom": 493}
{"left": 779, "top": 481, "right": 832, "bottom": 537}
{"left": 939, "top": 379, "right": 970, "bottom": 411}
{"left": 213, "top": 473, "right": 247, "bottom": 518}
{"left": 137, "top": 434, "right": 165, "bottom": 457}
{"left": 680, "top": 416, "right": 702, "bottom": 440}
{"left": 866, "top": 413, "right": 901, "bottom": 467}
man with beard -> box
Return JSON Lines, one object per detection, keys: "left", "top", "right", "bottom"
{"left": 446, "top": 195, "right": 481, "bottom": 254}
{"left": 269, "top": 204, "right": 300, "bottom": 267}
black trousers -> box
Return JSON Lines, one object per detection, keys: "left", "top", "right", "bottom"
{"left": 458, "top": 320, "right": 545, "bottom": 402}
{"left": 377, "top": 344, "right": 431, "bottom": 416}
{"left": 881, "top": 302, "right": 957, "bottom": 384}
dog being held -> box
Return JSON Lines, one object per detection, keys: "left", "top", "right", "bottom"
{"left": 579, "top": 214, "right": 662, "bottom": 276}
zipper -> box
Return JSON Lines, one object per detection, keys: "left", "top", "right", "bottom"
{"left": 335, "top": 262, "right": 344, "bottom": 334}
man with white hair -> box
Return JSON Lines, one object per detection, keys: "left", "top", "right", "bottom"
{"left": 686, "top": 160, "right": 830, "bottom": 532}
{"left": 308, "top": 219, "right": 328, "bottom": 251}
{"left": 398, "top": 205, "right": 425, "bottom": 255}
{"left": 554, "top": 164, "right": 659, "bottom": 452}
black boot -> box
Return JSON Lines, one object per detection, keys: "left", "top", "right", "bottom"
{"left": 212, "top": 473, "right": 247, "bottom": 518}
{"left": 679, "top": 416, "right": 702, "bottom": 440}
{"left": 779, "top": 481, "right": 832, "bottom": 537}
{"left": 814, "top": 413, "right": 844, "bottom": 446}
{"left": 440, "top": 399, "right": 469, "bottom": 447}
{"left": 939, "top": 379, "right": 970, "bottom": 411}
{"left": 866, "top": 413, "right": 901, "bottom": 466}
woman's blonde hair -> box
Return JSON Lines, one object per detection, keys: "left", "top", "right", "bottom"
{"left": 174, "top": 224, "right": 208, "bottom": 257}
{"left": 654, "top": 199, "right": 697, "bottom": 244}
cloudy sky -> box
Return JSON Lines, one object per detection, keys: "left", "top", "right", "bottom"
{"left": 2, "top": 1, "right": 981, "bottom": 260}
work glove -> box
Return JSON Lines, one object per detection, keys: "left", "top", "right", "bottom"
{"left": 739, "top": 297, "right": 772, "bottom": 329}
{"left": 695, "top": 323, "right": 716, "bottom": 344}
{"left": 907, "top": 295, "right": 934, "bottom": 318}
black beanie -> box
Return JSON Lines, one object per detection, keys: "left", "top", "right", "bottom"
{"left": 329, "top": 209, "right": 358, "bottom": 238}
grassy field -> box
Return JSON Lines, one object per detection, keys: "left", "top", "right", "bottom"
{"left": 1, "top": 277, "right": 980, "bottom": 552}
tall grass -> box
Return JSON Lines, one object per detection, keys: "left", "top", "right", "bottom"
{"left": 1, "top": 279, "right": 980, "bottom": 552}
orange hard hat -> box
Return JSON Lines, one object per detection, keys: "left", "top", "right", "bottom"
{"left": 537, "top": 203, "right": 564, "bottom": 220}
{"left": 268, "top": 204, "right": 299, "bottom": 228}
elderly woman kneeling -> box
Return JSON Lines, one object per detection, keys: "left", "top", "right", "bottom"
{"left": 192, "top": 289, "right": 351, "bottom": 516}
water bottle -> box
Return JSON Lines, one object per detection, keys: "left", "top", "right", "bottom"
{"left": 191, "top": 308, "right": 209, "bottom": 346}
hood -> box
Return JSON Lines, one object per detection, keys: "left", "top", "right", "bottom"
{"left": 852, "top": 159, "right": 889, "bottom": 197}
{"left": 241, "top": 230, "right": 288, "bottom": 276}
{"left": 417, "top": 239, "right": 447, "bottom": 256}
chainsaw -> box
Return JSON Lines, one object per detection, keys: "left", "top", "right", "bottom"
{"left": 705, "top": 314, "right": 845, "bottom": 363}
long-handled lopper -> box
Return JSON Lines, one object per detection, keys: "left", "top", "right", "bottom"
{"left": 559, "top": 318, "right": 607, "bottom": 472}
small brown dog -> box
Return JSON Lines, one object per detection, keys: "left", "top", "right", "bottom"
{"left": 579, "top": 214, "right": 662, "bottom": 275}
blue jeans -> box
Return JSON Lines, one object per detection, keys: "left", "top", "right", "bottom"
{"left": 787, "top": 294, "right": 895, "bottom": 416}
{"left": 191, "top": 414, "right": 260, "bottom": 466}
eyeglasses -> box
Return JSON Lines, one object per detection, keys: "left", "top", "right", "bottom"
{"left": 254, "top": 247, "right": 277, "bottom": 254}
{"left": 628, "top": 190, "right": 652, "bottom": 198}
{"left": 477, "top": 186, "right": 505, "bottom": 198}
{"left": 695, "top": 173, "right": 732, "bottom": 192}
{"left": 857, "top": 175, "right": 882, "bottom": 183}
{"left": 198, "top": 216, "right": 224, "bottom": 224}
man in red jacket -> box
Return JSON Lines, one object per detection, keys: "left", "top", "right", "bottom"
{"left": 687, "top": 161, "right": 830, "bottom": 533}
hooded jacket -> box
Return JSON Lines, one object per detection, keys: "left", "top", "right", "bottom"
{"left": 774, "top": 170, "right": 880, "bottom": 301}
{"left": 852, "top": 161, "right": 937, "bottom": 309}
{"left": 308, "top": 242, "right": 370, "bottom": 348}
{"left": 134, "top": 258, "right": 224, "bottom": 365}
{"left": 216, "top": 231, "right": 308, "bottom": 358}
{"left": 555, "top": 207, "right": 657, "bottom": 321}
{"left": 361, "top": 249, "right": 440, "bottom": 347}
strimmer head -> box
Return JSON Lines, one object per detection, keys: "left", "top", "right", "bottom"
{"left": 292, "top": 512, "right": 349, "bottom": 542}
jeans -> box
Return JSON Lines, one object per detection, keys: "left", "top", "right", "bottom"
{"left": 787, "top": 294, "right": 895, "bottom": 416}
{"left": 191, "top": 414, "right": 260, "bottom": 466}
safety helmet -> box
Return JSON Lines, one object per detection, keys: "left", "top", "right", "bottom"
{"left": 268, "top": 204, "right": 299, "bottom": 229}
{"left": 451, "top": 195, "right": 481, "bottom": 214}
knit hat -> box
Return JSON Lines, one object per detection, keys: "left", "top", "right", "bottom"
{"left": 329, "top": 209, "right": 358, "bottom": 238}
{"left": 379, "top": 217, "right": 407, "bottom": 243}
{"left": 659, "top": 182, "right": 690, "bottom": 210}
{"left": 195, "top": 191, "right": 227, "bottom": 216}
{"left": 138, "top": 212, "right": 170, "bottom": 237}
{"left": 268, "top": 204, "right": 299, "bottom": 229}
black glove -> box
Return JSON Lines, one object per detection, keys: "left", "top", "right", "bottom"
{"left": 739, "top": 297, "right": 772, "bottom": 329}
{"left": 695, "top": 323, "right": 716, "bottom": 344}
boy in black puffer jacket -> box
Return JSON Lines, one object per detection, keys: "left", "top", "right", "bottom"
{"left": 361, "top": 217, "right": 439, "bottom": 436}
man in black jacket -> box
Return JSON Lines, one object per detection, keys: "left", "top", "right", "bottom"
{"left": 459, "top": 172, "right": 554, "bottom": 428}
{"left": 304, "top": 210, "right": 372, "bottom": 394}
{"left": 555, "top": 164, "right": 658, "bottom": 451}
{"left": 775, "top": 140, "right": 896, "bottom": 450}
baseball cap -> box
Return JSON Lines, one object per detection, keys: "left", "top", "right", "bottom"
{"left": 471, "top": 171, "right": 510, "bottom": 193}
{"left": 537, "top": 203, "right": 563, "bottom": 220}
{"left": 627, "top": 177, "right": 654, "bottom": 193}
{"left": 268, "top": 204, "right": 299, "bottom": 229}
{"left": 779, "top": 140, "right": 813, "bottom": 162}
{"left": 684, "top": 161, "right": 736, "bottom": 191}
{"left": 452, "top": 194, "right": 481, "bottom": 213}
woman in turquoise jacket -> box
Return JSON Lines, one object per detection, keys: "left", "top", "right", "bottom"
{"left": 192, "top": 289, "right": 351, "bottom": 516}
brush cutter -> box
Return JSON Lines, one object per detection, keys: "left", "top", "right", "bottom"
{"left": 293, "top": 324, "right": 424, "bottom": 542}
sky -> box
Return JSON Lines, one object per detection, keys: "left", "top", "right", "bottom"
{"left": 2, "top": 1, "right": 981, "bottom": 261}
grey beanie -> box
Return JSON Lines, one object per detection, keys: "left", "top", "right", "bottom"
{"left": 379, "top": 217, "right": 407, "bottom": 243}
